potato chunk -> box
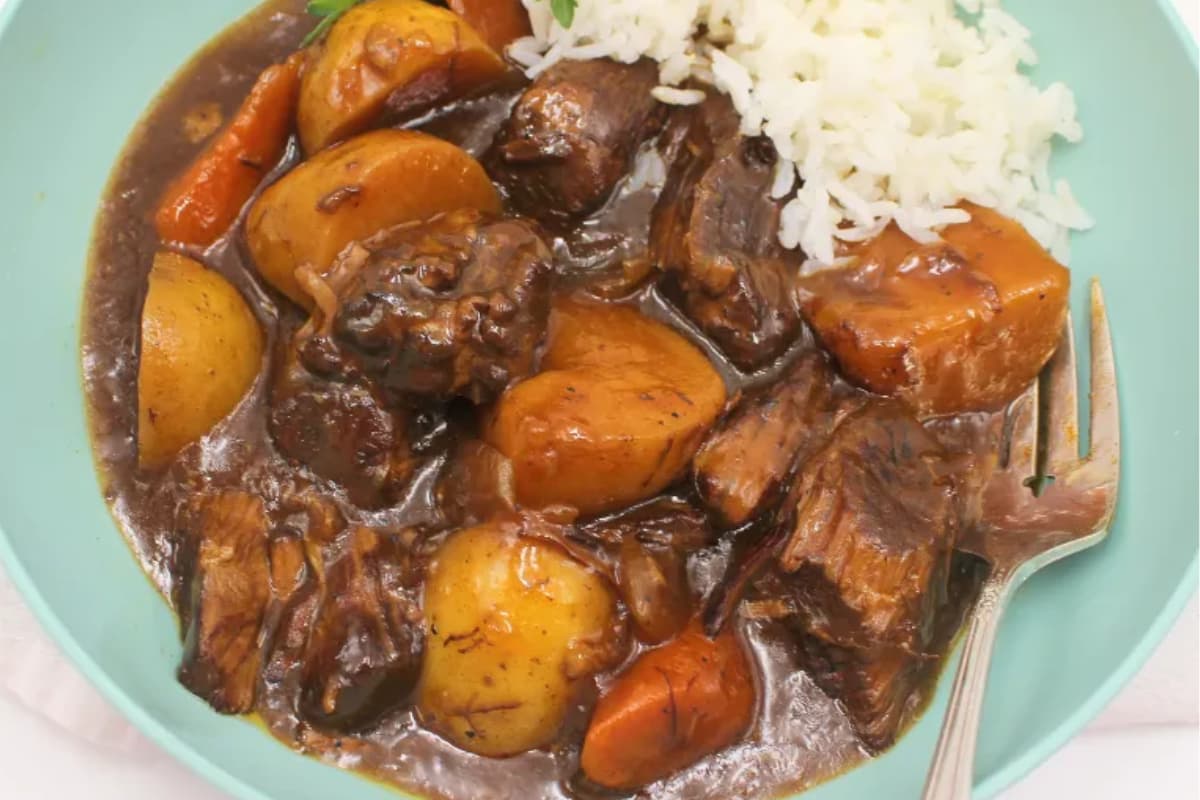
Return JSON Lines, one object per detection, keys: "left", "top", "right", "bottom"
{"left": 797, "top": 205, "right": 1069, "bottom": 415}
{"left": 417, "top": 515, "right": 622, "bottom": 757}
{"left": 245, "top": 129, "right": 500, "bottom": 307}
{"left": 138, "top": 252, "right": 264, "bottom": 469}
{"left": 486, "top": 300, "right": 727, "bottom": 515}
{"left": 299, "top": 0, "right": 506, "bottom": 154}
{"left": 488, "top": 59, "right": 666, "bottom": 224}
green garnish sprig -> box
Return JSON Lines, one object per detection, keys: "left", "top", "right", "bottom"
{"left": 300, "top": 0, "right": 359, "bottom": 47}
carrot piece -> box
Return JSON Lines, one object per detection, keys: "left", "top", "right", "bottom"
{"left": 448, "top": 0, "right": 532, "bottom": 53}
{"left": 580, "top": 624, "right": 756, "bottom": 790}
{"left": 155, "top": 54, "right": 303, "bottom": 247}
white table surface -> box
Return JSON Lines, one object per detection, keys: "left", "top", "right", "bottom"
{"left": 1, "top": 1, "right": 1197, "bottom": 798}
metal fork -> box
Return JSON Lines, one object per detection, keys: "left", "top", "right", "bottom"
{"left": 921, "top": 279, "right": 1121, "bottom": 800}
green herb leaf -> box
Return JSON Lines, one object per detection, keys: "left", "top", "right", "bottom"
{"left": 548, "top": 0, "right": 577, "bottom": 28}
{"left": 300, "top": 0, "right": 360, "bottom": 47}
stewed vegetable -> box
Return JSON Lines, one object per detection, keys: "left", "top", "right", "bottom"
{"left": 297, "top": 0, "right": 507, "bottom": 153}
{"left": 246, "top": 129, "right": 500, "bottom": 306}
{"left": 487, "top": 300, "right": 727, "bottom": 514}
{"left": 580, "top": 624, "right": 756, "bottom": 789}
{"left": 136, "top": 252, "right": 263, "bottom": 468}
{"left": 418, "top": 514, "right": 623, "bottom": 756}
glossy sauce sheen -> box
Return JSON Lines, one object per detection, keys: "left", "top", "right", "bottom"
{"left": 82, "top": 3, "right": 990, "bottom": 798}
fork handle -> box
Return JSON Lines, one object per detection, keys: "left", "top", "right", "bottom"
{"left": 921, "top": 563, "right": 1023, "bottom": 800}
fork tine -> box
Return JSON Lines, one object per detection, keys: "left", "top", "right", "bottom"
{"left": 1087, "top": 279, "right": 1120, "bottom": 467}
{"left": 1002, "top": 379, "right": 1039, "bottom": 476}
{"left": 1042, "top": 312, "right": 1079, "bottom": 474}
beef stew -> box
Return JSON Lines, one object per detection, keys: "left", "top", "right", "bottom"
{"left": 82, "top": 2, "right": 1072, "bottom": 798}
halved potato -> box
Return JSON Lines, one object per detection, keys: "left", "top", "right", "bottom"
{"left": 245, "top": 129, "right": 500, "bottom": 307}
{"left": 418, "top": 516, "right": 622, "bottom": 757}
{"left": 798, "top": 204, "right": 1069, "bottom": 415}
{"left": 486, "top": 300, "right": 727, "bottom": 515}
{"left": 299, "top": 0, "right": 507, "bottom": 153}
{"left": 138, "top": 252, "right": 264, "bottom": 469}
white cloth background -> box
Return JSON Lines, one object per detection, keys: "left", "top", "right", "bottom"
{"left": 0, "top": 0, "right": 1196, "bottom": 797}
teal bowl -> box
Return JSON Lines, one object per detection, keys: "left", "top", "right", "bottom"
{"left": 0, "top": 1, "right": 1195, "bottom": 798}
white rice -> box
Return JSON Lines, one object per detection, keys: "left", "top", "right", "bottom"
{"left": 510, "top": 0, "right": 1092, "bottom": 264}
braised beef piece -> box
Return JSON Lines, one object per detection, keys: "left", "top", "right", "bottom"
{"left": 259, "top": 527, "right": 320, "bottom": 693}
{"left": 299, "top": 526, "right": 424, "bottom": 731}
{"left": 922, "top": 412, "right": 1004, "bottom": 532}
{"left": 756, "top": 402, "right": 973, "bottom": 749}
{"left": 269, "top": 326, "right": 416, "bottom": 510}
{"left": 175, "top": 491, "right": 272, "bottom": 714}
{"left": 781, "top": 553, "right": 985, "bottom": 751}
{"left": 267, "top": 532, "right": 310, "bottom": 606}
{"left": 777, "top": 402, "right": 961, "bottom": 653}
{"left": 651, "top": 95, "right": 804, "bottom": 370}
{"left": 792, "top": 631, "right": 932, "bottom": 751}
{"left": 489, "top": 58, "right": 666, "bottom": 224}
{"left": 694, "top": 352, "right": 849, "bottom": 528}
{"left": 257, "top": 491, "right": 344, "bottom": 707}
{"left": 579, "top": 497, "right": 713, "bottom": 644}
{"left": 273, "top": 488, "right": 347, "bottom": 549}
{"left": 332, "top": 209, "right": 554, "bottom": 404}
{"left": 692, "top": 353, "right": 853, "bottom": 634}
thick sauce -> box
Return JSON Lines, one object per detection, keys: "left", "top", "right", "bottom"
{"left": 82, "top": 3, "right": 989, "bottom": 798}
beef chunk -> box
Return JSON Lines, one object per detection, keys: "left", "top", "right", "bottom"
{"left": 651, "top": 95, "right": 804, "bottom": 369}
{"left": 777, "top": 402, "right": 961, "bottom": 654}
{"left": 489, "top": 58, "right": 666, "bottom": 223}
{"left": 299, "top": 526, "right": 424, "bottom": 731}
{"left": 694, "top": 352, "right": 848, "bottom": 527}
{"left": 176, "top": 491, "right": 272, "bottom": 714}
{"left": 332, "top": 209, "right": 554, "bottom": 403}
{"left": 273, "top": 488, "right": 347, "bottom": 548}
{"left": 757, "top": 402, "right": 978, "bottom": 749}
{"left": 267, "top": 533, "right": 310, "bottom": 606}
{"left": 794, "top": 632, "right": 933, "bottom": 751}
{"left": 269, "top": 327, "right": 415, "bottom": 510}
{"left": 256, "top": 492, "right": 344, "bottom": 703}
{"left": 780, "top": 553, "right": 984, "bottom": 750}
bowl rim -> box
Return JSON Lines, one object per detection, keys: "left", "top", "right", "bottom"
{"left": 0, "top": 0, "right": 1195, "bottom": 798}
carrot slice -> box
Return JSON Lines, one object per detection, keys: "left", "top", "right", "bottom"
{"left": 155, "top": 53, "right": 303, "bottom": 247}
{"left": 580, "top": 624, "right": 756, "bottom": 790}
{"left": 448, "top": 0, "right": 532, "bottom": 53}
